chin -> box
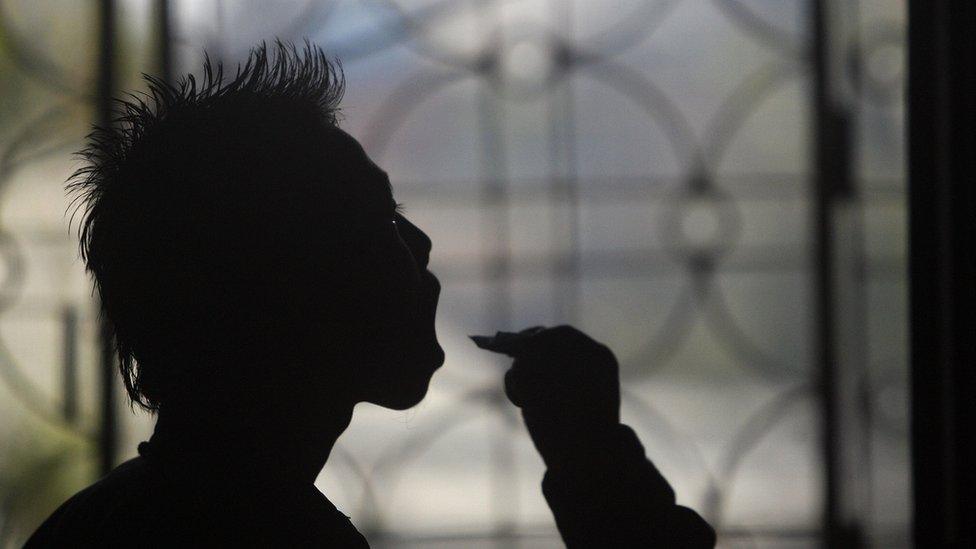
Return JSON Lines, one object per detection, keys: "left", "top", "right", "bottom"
{"left": 372, "top": 346, "right": 444, "bottom": 410}
{"left": 380, "top": 389, "right": 429, "bottom": 410}
{"left": 375, "top": 377, "right": 433, "bottom": 410}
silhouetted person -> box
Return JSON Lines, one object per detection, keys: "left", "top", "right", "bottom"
{"left": 27, "top": 42, "right": 714, "bottom": 548}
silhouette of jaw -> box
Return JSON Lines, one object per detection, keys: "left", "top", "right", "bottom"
{"left": 362, "top": 341, "right": 444, "bottom": 410}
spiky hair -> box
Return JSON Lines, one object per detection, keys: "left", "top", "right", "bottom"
{"left": 68, "top": 41, "right": 346, "bottom": 411}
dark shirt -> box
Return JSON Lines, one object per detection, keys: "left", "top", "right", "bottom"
{"left": 26, "top": 441, "right": 368, "bottom": 548}
{"left": 28, "top": 424, "right": 713, "bottom": 547}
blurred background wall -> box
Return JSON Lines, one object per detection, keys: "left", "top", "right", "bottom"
{"left": 0, "top": 1, "right": 907, "bottom": 547}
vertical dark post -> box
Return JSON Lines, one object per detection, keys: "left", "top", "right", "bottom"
{"left": 61, "top": 305, "right": 78, "bottom": 422}
{"left": 476, "top": 9, "right": 516, "bottom": 546}
{"left": 909, "top": 1, "right": 976, "bottom": 546}
{"left": 811, "top": 0, "right": 855, "bottom": 546}
{"left": 213, "top": 0, "right": 226, "bottom": 63}
{"left": 478, "top": 11, "right": 515, "bottom": 548}
{"left": 548, "top": 0, "right": 580, "bottom": 324}
{"left": 479, "top": 70, "right": 517, "bottom": 549}
{"left": 96, "top": 0, "right": 117, "bottom": 477}
{"left": 155, "top": 0, "right": 173, "bottom": 84}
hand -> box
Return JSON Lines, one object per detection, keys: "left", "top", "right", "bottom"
{"left": 478, "top": 325, "right": 621, "bottom": 469}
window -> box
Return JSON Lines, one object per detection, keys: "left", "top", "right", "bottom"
{"left": 0, "top": 1, "right": 908, "bottom": 546}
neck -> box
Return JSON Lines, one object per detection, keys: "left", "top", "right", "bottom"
{"left": 148, "top": 393, "right": 355, "bottom": 486}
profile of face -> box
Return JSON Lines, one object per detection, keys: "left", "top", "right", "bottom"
{"left": 312, "top": 129, "right": 445, "bottom": 411}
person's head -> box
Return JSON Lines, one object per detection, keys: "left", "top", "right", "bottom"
{"left": 71, "top": 41, "right": 443, "bottom": 418}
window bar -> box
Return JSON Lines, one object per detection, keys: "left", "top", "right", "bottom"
{"left": 548, "top": 0, "right": 581, "bottom": 325}
{"left": 61, "top": 304, "right": 78, "bottom": 423}
{"left": 480, "top": 81, "right": 519, "bottom": 549}
{"left": 477, "top": 7, "right": 518, "bottom": 544}
{"left": 155, "top": 0, "right": 173, "bottom": 85}
{"left": 96, "top": 0, "right": 118, "bottom": 476}
{"left": 812, "top": 0, "right": 860, "bottom": 545}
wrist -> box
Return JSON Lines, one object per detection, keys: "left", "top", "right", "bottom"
{"left": 539, "top": 422, "right": 630, "bottom": 472}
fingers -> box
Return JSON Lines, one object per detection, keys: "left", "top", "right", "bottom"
{"left": 503, "top": 366, "right": 526, "bottom": 407}
{"left": 504, "top": 354, "right": 565, "bottom": 409}
{"left": 474, "top": 324, "right": 619, "bottom": 414}
{"left": 513, "top": 326, "right": 617, "bottom": 375}
{"left": 518, "top": 325, "right": 608, "bottom": 359}
{"left": 469, "top": 325, "right": 547, "bottom": 357}
{"left": 471, "top": 324, "right": 603, "bottom": 359}
{"left": 501, "top": 325, "right": 620, "bottom": 424}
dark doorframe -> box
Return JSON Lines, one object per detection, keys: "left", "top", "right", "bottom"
{"left": 909, "top": 0, "right": 976, "bottom": 546}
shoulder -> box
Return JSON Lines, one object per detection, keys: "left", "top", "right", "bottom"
{"left": 25, "top": 457, "right": 161, "bottom": 547}
{"left": 26, "top": 458, "right": 371, "bottom": 547}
